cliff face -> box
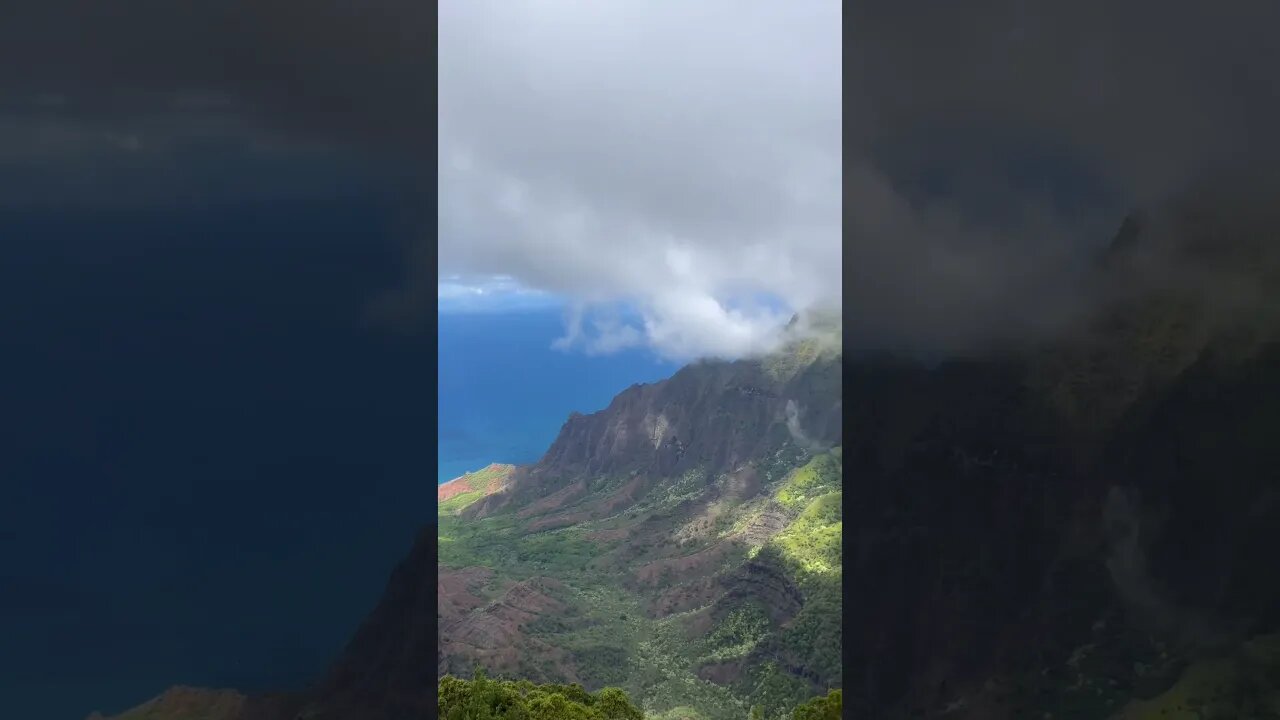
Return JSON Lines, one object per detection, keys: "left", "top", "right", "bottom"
{"left": 537, "top": 358, "right": 840, "bottom": 478}
{"left": 466, "top": 341, "right": 841, "bottom": 520}
{"left": 432, "top": 336, "right": 845, "bottom": 719}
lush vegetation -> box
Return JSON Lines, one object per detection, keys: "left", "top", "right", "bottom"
{"left": 696, "top": 606, "right": 770, "bottom": 665}
{"left": 438, "top": 671, "right": 644, "bottom": 720}
{"left": 438, "top": 672, "right": 842, "bottom": 720}
{"left": 775, "top": 452, "right": 841, "bottom": 511}
{"left": 439, "top": 464, "right": 516, "bottom": 515}
{"left": 761, "top": 317, "right": 841, "bottom": 383}
{"left": 790, "top": 690, "right": 842, "bottom": 720}
{"left": 439, "top": 487, "right": 493, "bottom": 515}
{"left": 762, "top": 338, "right": 826, "bottom": 382}
{"left": 438, "top": 513, "right": 610, "bottom": 581}
{"left": 723, "top": 450, "right": 845, "bottom": 714}
{"left": 439, "top": 444, "right": 844, "bottom": 720}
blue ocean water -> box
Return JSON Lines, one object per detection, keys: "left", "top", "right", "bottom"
{"left": 438, "top": 310, "right": 679, "bottom": 484}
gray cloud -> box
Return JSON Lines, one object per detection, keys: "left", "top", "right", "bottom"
{"left": 10, "top": 0, "right": 1279, "bottom": 357}
{"left": 437, "top": 0, "right": 1280, "bottom": 360}
{"left": 437, "top": 0, "right": 841, "bottom": 361}
{"left": 784, "top": 400, "right": 828, "bottom": 452}
{"left": 843, "top": 0, "right": 1280, "bottom": 354}
{"left": 0, "top": 0, "right": 428, "bottom": 206}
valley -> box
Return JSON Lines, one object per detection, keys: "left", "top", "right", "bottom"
{"left": 432, "top": 326, "right": 845, "bottom": 720}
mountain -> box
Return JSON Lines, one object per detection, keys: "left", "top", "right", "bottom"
{"left": 91, "top": 202, "right": 1280, "bottom": 719}
{"left": 428, "top": 327, "right": 844, "bottom": 720}
{"left": 89, "top": 322, "right": 843, "bottom": 720}
{"left": 832, "top": 204, "right": 1280, "bottom": 718}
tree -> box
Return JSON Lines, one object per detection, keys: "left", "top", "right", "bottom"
{"left": 791, "top": 689, "right": 841, "bottom": 720}
{"left": 436, "top": 674, "right": 645, "bottom": 720}
{"left": 596, "top": 687, "right": 644, "bottom": 720}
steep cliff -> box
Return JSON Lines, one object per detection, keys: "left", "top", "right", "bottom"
{"left": 466, "top": 332, "right": 840, "bottom": 522}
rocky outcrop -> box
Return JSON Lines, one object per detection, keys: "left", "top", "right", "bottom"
{"left": 737, "top": 502, "right": 791, "bottom": 546}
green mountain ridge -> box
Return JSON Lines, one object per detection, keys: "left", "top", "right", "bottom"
{"left": 84, "top": 329, "right": 843, "bottom": 720}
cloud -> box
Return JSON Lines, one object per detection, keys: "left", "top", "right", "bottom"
{"left": 0, "top": 0, "right": 429, "bottom": 206}
{"left": 437, "top": 0, "right": 841, "bottom": 361}
{"left": 551, "top": 305, "right": 646, "bottom": 357}
{"left": 0, "top": 110, "right": 389, "bottom": 210}
{"left": 437, "top": 275, "right": 562, "bottom": 315}
{"left": 11, "top": 0, "right": 1278, "bottom": 357}
{"left": 785, "top": 400, "right": 828, "bottom": 452}
{"left": 1103, "top": 486, "right": 1249, "bottom": 650}
{"left": 438, "top": 0, "right": 1280, "bottom": 360}
{"left": 841, "top": 0, "right": 1280, "bottom": 354}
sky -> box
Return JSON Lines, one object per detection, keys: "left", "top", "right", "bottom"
{"left": 435, "top": 0, "right": 1280, "bottom": 362}
{"left": 5, "top": 1, "right": 1274, "bottom": 356}
{"left": 436, "top": 1, "right": 842, "bottom": 362}
{"left": 0, "top": 0, "right": 428, "bottom": 220}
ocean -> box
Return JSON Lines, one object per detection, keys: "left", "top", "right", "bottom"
{"left": 437, "top": 309, "right": 679, "bottom": 485}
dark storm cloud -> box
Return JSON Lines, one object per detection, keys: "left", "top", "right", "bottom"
{"left": 844, "top": 0, "right": 1280, "bottom": 353}
{"left": 0, "top": 0, "right": 428, "bottom": 175}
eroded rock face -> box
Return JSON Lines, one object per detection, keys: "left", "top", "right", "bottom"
{"left": 738, "top": 502, "right": 790, "bottom": 546}
{"left": 721, "top": 555, "right": 806, "bottom": 628}
{"left": 480, "top": 354, "right": 842, "bottom": 514}
{"left": 438, "top": 577, "right": 579, "bottom": 685}
{"left": 437, "top": 566, "right": 493, "bottom": 624}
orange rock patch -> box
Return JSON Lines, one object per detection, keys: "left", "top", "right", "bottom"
{"left": 438, "top": 463, "right": 515, "bottom": 502}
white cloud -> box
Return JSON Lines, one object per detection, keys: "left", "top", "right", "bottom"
{"left": 437, "top": 274, "right": 561, "bottom": 314}
{"left": 437, "top": 0, "right": 840, "bottom": 361}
